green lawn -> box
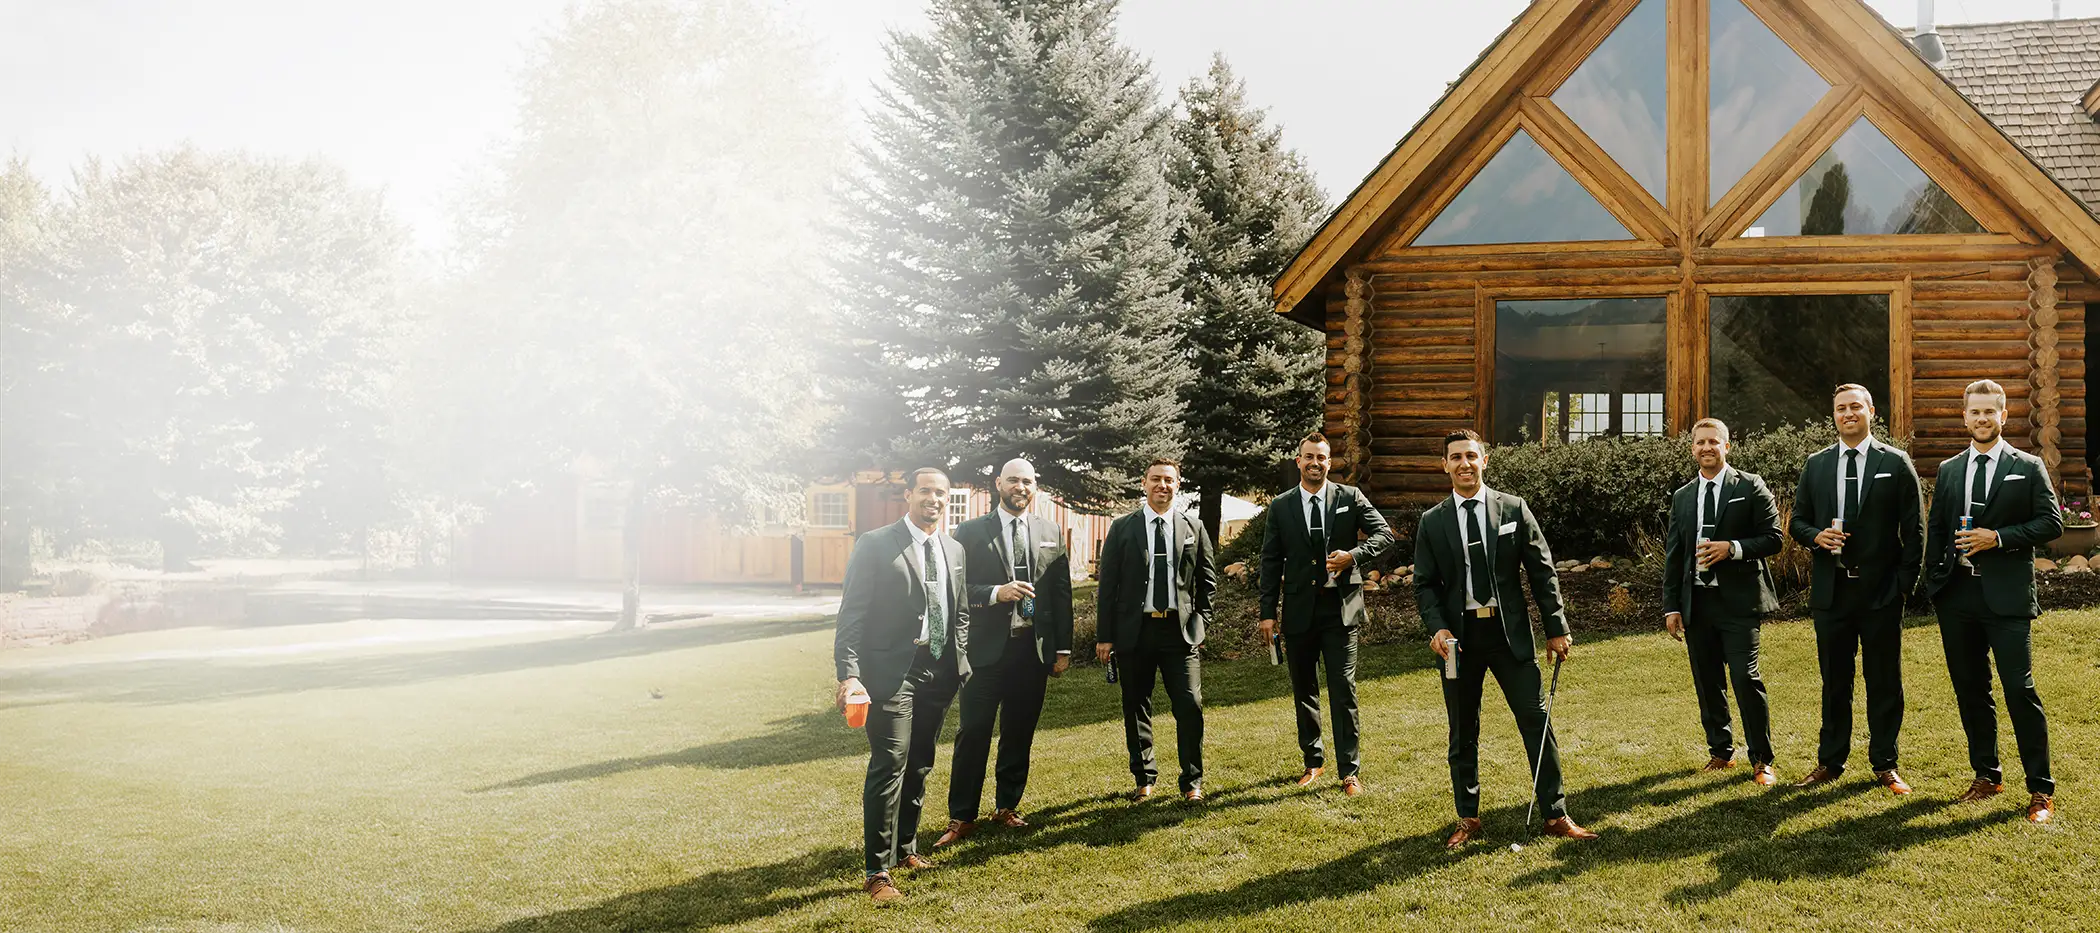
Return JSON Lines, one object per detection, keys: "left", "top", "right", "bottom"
{"left": 2, "top": 605, "right": 2097, "bottom": 932}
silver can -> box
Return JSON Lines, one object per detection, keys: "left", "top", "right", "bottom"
{"left": 1443, "top": 636, "right": 1461, "bottom": 680}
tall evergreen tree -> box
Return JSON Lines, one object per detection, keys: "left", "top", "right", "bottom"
{"left": 1170, "top": 56, "right": 1329, "bottom": 540}
{"left": 833, "top": 0, "right": 1191, "bottom": 510}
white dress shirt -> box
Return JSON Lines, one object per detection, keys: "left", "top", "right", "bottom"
{"left": 905, "top": 519, "right": 951, "bottom": 643}
{"left": 1451, "top": 487, "right": 1497, "bottom": 610}
{"left": 1693, "top": 467, "right": 1744, "bottom": 583}
{"left": 1964, "top": 437, "right": 2015, "bottom": 519}
{"left": 1142, "top": 502, "right": 1178, "bottom": 612}
{"left": 1834, "top": 435, "right": 1872, "bottom": 521}
{"left": 1302, "top": 481, "right": 1336, "bottom": 587}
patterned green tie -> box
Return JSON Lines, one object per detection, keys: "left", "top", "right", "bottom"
{"left": 923, "top": 537, "right": 945, "bottom": 659}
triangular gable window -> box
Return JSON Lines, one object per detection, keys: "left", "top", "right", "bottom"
{"left": 1744, "top": 117, "right": 1985, "bottom": 237}
{"left": 1551, "top": 0, "right": 1668, "bottom": 202}
{"left": 1709, "top": 0, "right": 1828, "bottom": 204}
{"left": 1415, "top": 128, "right": 1633, "bottom": 246}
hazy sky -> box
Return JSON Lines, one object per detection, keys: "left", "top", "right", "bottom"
{"left": 5, "top": 0, "right": 2095, "bottom": 247}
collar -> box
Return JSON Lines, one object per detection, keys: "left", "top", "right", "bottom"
{"left": 1300, "top": 480, "right": 1329, "bottom": 504}
{"left": 999, "top": 506, "right": 1029, "bottom": 527}
{"left": 1699, "top": 466, "right": 1732, "bottom": 488}
{"left": 905, "top": 520, "right": 937, "bottom": 546}
{"left": 1142, "top": 502, "right": 1177, "bottom": 525}
{"left": 1450, "top": 486, "right": 1491, "bottom": 509}
{"left": 1969, "top": 437, "right": 2014, "bottom": 464}
{"left": 1839, "top": 435, "right": 1873, "bottom": 457}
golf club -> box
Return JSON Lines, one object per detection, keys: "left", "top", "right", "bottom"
{"left": 1524, "top": 654, "right": 1565, "bottom": 837}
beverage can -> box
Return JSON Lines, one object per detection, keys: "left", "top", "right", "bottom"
{"left": 1106, "top": 651, "right": 1118, "bottom": 684}
{"left": 1020, "top": 596, "right": 1035, "bottom": 620}
{"left": 1959, "top": 514, "right": 1976, "bottom": 569}
{"left": 1443, "top": 637, "right": 1461, "bottom": 680}
{"left": 1830, "top": 517, "right": 1845, "bottom": 557}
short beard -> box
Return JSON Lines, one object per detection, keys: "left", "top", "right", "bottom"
{"left": 1972, "top": 424, "right": 2002, "bottom": 445}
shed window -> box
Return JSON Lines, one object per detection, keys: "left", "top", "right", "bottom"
{"left": 1494, "top": 297, "right": 1668, "bottom": 444}
{"left": 811, "top": 492, "right": 848, "bottom": 529}
{"left": 1709, "top": 0, "right": 1829, "bottom": 204}
{"left": 1552, "top": 0, "right": 1668, "bottom": 201}
{"left": 1709, "top": 293, "right": 1890, "bottom": 435}
{"left": 1416, "top": 129, "right": 1633, "bottom": 246}
{"left": 1747, "top": 117, "right": 1984, "bottom": 237}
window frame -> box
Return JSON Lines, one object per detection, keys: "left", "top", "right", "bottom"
{"left": 1694, "top": 281, "right": 1913, "bottom": 440}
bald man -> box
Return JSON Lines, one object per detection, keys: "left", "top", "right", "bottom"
{"left": 937, "top": 459, "right": 1074, "bottom": 846}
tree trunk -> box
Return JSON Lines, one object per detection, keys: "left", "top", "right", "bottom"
{"left": 1198, "top": 485, "right": 1224, "bottom": 548}
{"left": 613, "top": 485, "right": 644, "bottom": 631}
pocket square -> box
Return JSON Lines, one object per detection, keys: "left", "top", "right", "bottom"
{"left": 1336, "top": 506, "right": 1351, "bottom": 513}
{"left": 1497, "top": 520, "right": 1518, "bottom": 535}
{"left": 1874, "top": 472, "right": 1892, "bottom": 479}
{"left": 1729, "top": 496, "right": 1745, "bottom": 503}
{"left": 2006, "top": 474, "right": 2028, "bottom": 482}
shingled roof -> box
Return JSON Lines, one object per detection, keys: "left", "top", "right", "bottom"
{"left": 1923, "top": 17, "right": 2100, "bottom": 217}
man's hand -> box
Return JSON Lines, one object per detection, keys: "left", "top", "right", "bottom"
{"left": 993, "top": 581, "right": 1036, "bottom": 603}
{"left": 1664, "top": 612, "right": 1684, "bottom": 641}
{"left": 1051, "top": 655, "right": 1070, "bottom": 677}
{"left": 1957, "top": 526, "right": 2001, "bottom": 556}
{"left": 836, "top": 677, "right": 866, "bottom": 712}
{"left": 1095, "top": 643, "right": 1112, "bottom": 664}
{"left": 1696, "top": 540, "right": 1732, "bottom": 569}
{"left": 1257, "top": 618, "right": 1277, "bottom": 642}
{"left": 1325, "top": 550, "right": 1354, "bottom": 575}
{"left": 1431, "top": 628, "right": 1458, "bottom": 660}
{"left": 1814, "top": 527, "right": 1847, "bottom": 551}
{"left": 1547, "top": 634, "right": 1573, "bottom": 662}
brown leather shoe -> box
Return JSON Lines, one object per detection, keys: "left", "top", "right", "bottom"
{"left": 1875, "top": 769, "right": 1912, "bottom": 796}
{"left": 932, "top": 820, "right": 974, "bottom": 848}
{"left": 1131, "top": 784, "right": 1155, "bottom": 802}
{"left": 989, "top": 808, "right": 1028, "bottom": 829}
{"left": 1701, "top": 756, "right": 1735, "bottom": 772}
{"left": 1792, "top": 765, "right": 1839, "bottom": 788}
{"left": 1445, "top": 817, "right": 1483, "bottom": 849}
{"left": 864, "top": 873, "right": 902, "bottom": 905}
{"left": 1184, "top": 787, "right": 1205, "bottom": 803}
{"left": 1341, "top": 776, "right": 1364, "bottom": 796}
{"left": 898, "top": 853, "right": 933, "bottom": 871}
{"left": 1751, "top": 763, "right": 1777, "bottom": 787}
{"left": 1543, "top": 816, "right": 1599, "bottom": 840}
{"left": 1296, "top": 766, "right": 1323, "bottom": 787}
{"left": 1957, "top": 778, "right": 2005, "bottom": 802}
{"left": 2027, "top": 793, "right": 2055, "bottom": 823}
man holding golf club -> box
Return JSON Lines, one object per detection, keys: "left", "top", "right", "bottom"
{"left": 1413, "top": 429, "right": 1597, "bottom": 849}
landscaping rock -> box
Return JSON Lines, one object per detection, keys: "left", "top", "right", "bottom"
{"left": 1589, "top": 557, "right": 1613, "bottom": 570}
{"left": 2037, "top": 558, "right": 2059, "bottom": 572}
{"left": 1223, "top": 562, "right": 1248, "bottom": 580}
{"left": 2070, "top": 556, "right": 2091, "bottom": 572}
{"left": 1565, "top": 564, "right": 1588, "bottom": 574}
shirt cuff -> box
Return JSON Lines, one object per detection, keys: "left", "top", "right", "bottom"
{"left": 1056, "top": 650, "right": 1070, "bottom": 655}
{"left": 1730, "top": 541, "right": 1742, "bottom": 560}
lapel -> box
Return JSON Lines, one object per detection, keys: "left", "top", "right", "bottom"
{"left": 1323, "top": 485, "right": 1341, "bottom": 546}
{"left": 1481, "top": 491, "right": 1502, "bottom": 571}
{"left": 1707, "top": 470, "right": 1733, "bottom": 528}
{"left": 946, "top": 535, "right": 968, "bottom": 614}
{"left": 897, "top": 520, "right": 925, "bottom": 589}
{"left": 1283, "top": 486, "right": 1310, "bottom": 551}
{"left": 1946, "top": 453, "right": 1972, "bottom": 525}
{"left": 1440, "top": 498, "right": 1465, "bottom": 580}
{"left": 1983, "top": 448, "right": 2015, "bottom": 515}
{"left": 1857, "top": 440, "right": 1885, "bottom": 507}
{"left": 993, "top": 512, "right": 1017, "bottom": 583}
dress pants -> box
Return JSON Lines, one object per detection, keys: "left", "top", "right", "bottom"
{"left": 948, "top": 629, "right": 1051, "bottom": 821}
{"left": 1441, "top": 612, "right": 1566, "bottom": 820}
{"left": 1935, "top": 573, "right": 2052, "bottom": 794}
{"left": 861, "top": 645, "right": 963, "bottom": 875}
{"left": 1810, "top": 577, "right": 1904, "bottom": 774}
{"left": 1118, "top": 613, "right": 1204, "bottom": 792}
{"left": 1685, "top": 587, "right": 1773, "bottom": 764}
{"left": 1285, "top": 587, "right": 1360, "bottom": 777}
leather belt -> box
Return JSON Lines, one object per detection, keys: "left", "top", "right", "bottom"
{"left": 1145, "top": 610, "right": 1174, "bottom": 619}
{"left": 1470, "top": 606, "right": 1498, "bottom": 618}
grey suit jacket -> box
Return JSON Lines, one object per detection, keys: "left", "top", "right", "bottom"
{"left": 833, "top": 518, "right": 973, "bottom": 698}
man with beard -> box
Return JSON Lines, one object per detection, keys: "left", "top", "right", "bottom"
{"left": 1096, "top": 459, "right": 1218, "bottom": 802}
{"left": 1925, "top": 379, "right": 2062, "bottom": 822}
{"left": 1413, "top": 430, "right": 1596, "bottom": 848}
{"left": 1257, "top": 432, "right": 1395, "bottom": 794}
{"left": 1788, "top": 384, "right": 1923, "bottom": 795}
{"left": 936, "top": 459, "right": 1073, "bottom": 847}
{"left": 833, "top": 467, "right": 972, "bottom": 904}
{"left": 1662, "top": 419, "right": 1784, "bottom": 785}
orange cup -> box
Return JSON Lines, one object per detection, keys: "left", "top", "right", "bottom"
{"left": 844, "top": 693, "right": 871, "bottom": 728}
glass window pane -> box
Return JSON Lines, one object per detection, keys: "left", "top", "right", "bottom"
{"left": 1494, "top": 297, "right": 1668, "bottom": 444}
{"left": 1709, "top": 0, "right": 1829, "bottom": 204}
{"left": 1552, "top": 0, "right": 1668, "bottom": 202}
{"left": 1709, "top": 294, "right": 1890, "bottom": 436}
{"left": 1746, "top": 117, "right": 1985, "bottom": 237}
{"left": 1416, "top": 129, "right": 1633, "bottom": 246}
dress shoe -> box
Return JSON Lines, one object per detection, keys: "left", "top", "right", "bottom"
{"left": 2027, "top": 793, "right": 2055, "bottom": 823}
{"left": 864, "top": 874, "right": 903, "bottom": 905}
{"left": 1296, "top": 766, "right": 1323, "bottom": 787}
{"left": 989, "top": 808, "right": 1029, "bottom": 829}
{"left": 1131, "top": 784, "right": 1155, "bottom": 802}
{"left": 1444, "top": 817, "right": 1483, "bottom": 849}
{"left": 933, "top": 820, "right": 975, "bottom": 848}
{"left": 1751, "top": 763, "right": 1777, "bottom": 787}
{"left": 1701, "top": 756, "right": 1735, "bottom": 772}
{"left": 898, "top": 854, "right": 934, "bottom": 872}
{"left": 1957, "top": 778, "right": 2005, "bottom": 802}
{"left": 1875, "top": 769, "right": 1912, "bottom": 796}
{"left": 1341, "top": 776, "right": 1364, "bottom": 796}
{"left": 1543, "top": 816, "right": 1599, "bottom": 840}
{"left": 1792, "top": 765, "right": 1839, "bottom": 788}
{"left": 1184, "top": 787, "right": 1205, "bottom": 803}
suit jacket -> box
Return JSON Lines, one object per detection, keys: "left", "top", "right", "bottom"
{"left": 1787, "top": 438, "right": 1925, "bottom": 611}
{"left": 833, "top": 518, "right": 973, "bottom": 698}
{"left": 953, "top": 508, "right": 1073, "bottom": 669}
{"left": 1662, "top": 468, "right": 1783, "bottom": 621}
{"left": 1257, "top": 482, "right": 1396, "bottom": 634}
{"left": 1095, "top": 507, "right": 1216, "bottom": 649}
{"left": 1924, "top": 444, "right": 2062, "bottom": 618}
{"left": 1411, "top": 488, "right": 1568, "bottom": 657}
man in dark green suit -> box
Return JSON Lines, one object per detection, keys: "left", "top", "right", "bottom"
{"left": 1257, "top": 431, "right": 1395, "bottom": 794}
{"left": 1788, "top": 384, "right": 1923, "bottom": 795}
{"left": 1662, "top": 419, "right": 1784, "bottom": 785}
{"left": 833, "top": 468, "right": 974, "bottom": 904}
{"left": 937, "top": 458, "right": 1073, "bottom": 846}
{"left": 1925, "top": 379, "right": 2062, "bottom": 823}
{"left": 1415, "top": 429, "right": 1597, "bottom": 849}
{"left": 1095, "top": 459, "right": 1218, "bottom": 802}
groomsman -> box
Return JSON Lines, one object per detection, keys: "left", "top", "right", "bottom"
{"left": 1096, "top": 459, "right": 1218, "bottom": 802}
{"left": 1257, "top": 432, "right": 1395, "bottom": 794}
{"left": 1414, "top": 430, "right": 1597, "bottom": 848}
{"left": 937, "top": 459, "right": 1073, "bottom": 846}
{"left": 1788, "top": 384, "right": 1923, "bottom": 794}
{"left": 1924, "top": 379, "right": 2061, "bottom": 822}
{"left": 833, "top": 468, "right": 972, "bottom": 904}
{"left": 1662, "top": 419, "right": 1784, "bottom": 785}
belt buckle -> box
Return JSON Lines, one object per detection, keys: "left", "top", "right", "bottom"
{"left": 1471, "top": 606, "right": 1494, "bottom": 618}
{"left": 1845, "top": 569, "right": 1861, "bottom": 579}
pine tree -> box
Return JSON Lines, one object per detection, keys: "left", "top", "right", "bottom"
{"left": 1170, "top": 56, "right": 1329, "bottom": 540}
{"left": 832, "top": 0, "right": 1191, "bottom": 510}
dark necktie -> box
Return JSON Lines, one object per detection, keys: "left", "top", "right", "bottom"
{"left": 1461, "top": 500, "right": 1494, "bottom": 609}
{"left": 1151, "top": 517, "right": 1172, "bottom": 612}
{"left": 923, "top": 537, "right": 945, "bottom": 659}
{"left": 1700, "top": 479, "right": 1720, "bottom": 586}
{"left": 1308, "top": 493, "right": 1326, "bottom": 582}
{"left": 1970, "top": 453, "right": 1991, "bottom": 520}
{"left": 1843, "top": 449, "right": 1861, "bottom": 525}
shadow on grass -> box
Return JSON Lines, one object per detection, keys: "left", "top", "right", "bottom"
{"left": 468, "top": 844, "right": 862, "bottom": 932}
{"left": 0, "top": 617, "right": 830, "bottom": 710}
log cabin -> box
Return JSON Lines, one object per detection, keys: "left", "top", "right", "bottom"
{"left": 1273, "top": 0, "right": 2100, "bottom": 502}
